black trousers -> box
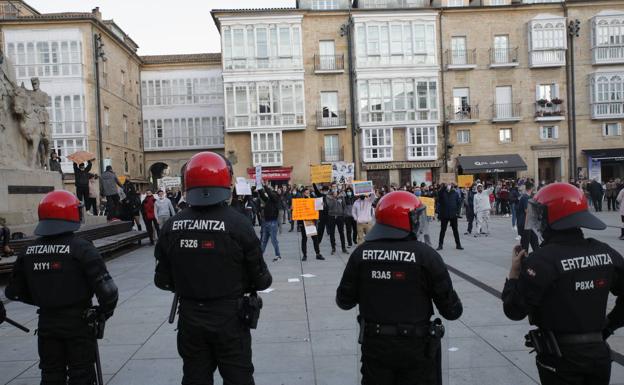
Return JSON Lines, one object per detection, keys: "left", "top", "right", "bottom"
{"left": 105, "top": 194, "right": 120, "bottom": 220}
{"left": 361, "top": 335, "right": 437, "bottom": 385}
{"left": 75, "top": 186, "right": 89, "bottom": 204}
{"left": 316, "top": 214, "right": 328, "bottom": 243}
{"left": 85, "top": 197, "right": 98, "bottom": 215}
{"left": 37, "top": 315, "right": 96, "bottom": 385}
{"left": 519, "top": 226, "right": 540, "bottom": 253}
{"left": 438, "top": 218, "right": 461, "bottom": 248}
{"left": 345, "top": 216, "right": 357, "bottom": 245}
{"left": 607, "top": 196, "right": 617, "bottom": 211}
{"left": 177, "top": 316, "right": 254, "bottom": 385}
{"left": 299, "top": 222, "right": 320, "bottom": 257}
{"left": 536, "top": 343, "right": 611, "bottom": 385}
{"left": 466, "top": 211, "right": 475, "bottom": 234}
{"left": 327, "top": 215, "right": 346, "bottom": 251}
{"left": 591, "top": 195, "right": 603, "bottom": 212}
{"left": 144, "top": 218, "right": 160, "bottom": 243}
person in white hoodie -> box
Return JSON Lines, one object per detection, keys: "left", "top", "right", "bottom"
{"left": 155, "top": 189, "right": 176, "bottom": 226}
{"left": 473, "top": 183, "right": 493, "bottom": 236}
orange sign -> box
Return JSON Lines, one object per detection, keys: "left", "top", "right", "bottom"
{"left": 457, "top": 175, "right": 474, "bottom": 188}
{"left": 292, "top": 198, "right": 319, "bottom": 221}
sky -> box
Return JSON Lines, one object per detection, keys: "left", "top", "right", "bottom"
{"left": 26, "top": 0, "right": 295, "bottom": 55}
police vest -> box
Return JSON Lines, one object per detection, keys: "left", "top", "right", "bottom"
{"left": 23, "top": 235, "right": 92, "bottom": 309}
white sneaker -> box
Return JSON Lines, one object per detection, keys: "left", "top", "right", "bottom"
{"left": 515, "top": 235, "right": 521, "bottom": 241}
{"left": 512, "top": 226, "right": 517, "bottom": 231}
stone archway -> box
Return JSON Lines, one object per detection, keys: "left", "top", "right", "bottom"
{"left": 149, "top": 162, "right": 169, "bottom": 191}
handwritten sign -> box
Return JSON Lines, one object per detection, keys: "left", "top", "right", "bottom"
{"left": 439, "top": 173, "right": 456, "bottom": 185}
{"left": 314, "top": 197, "right": 324, "bottom": 211}
{"left": 420, "top": 197, "right": 436, "bottom": 218}
{"left": 292, "top": 198, "right": 319, "bottom": 221}
{"left": 457, "top": 175, "right": 474, "bottom": 188}
{"left": 304, "top": 220, "right": 317, "bottom": 236}
{"left": 353, "top": 181, "right": 374, "bottom": 196}
{"left": 235, "top": 177, "right": 252, "bottom": 196}
{"left": 255, "top": 165, "right": 263, "bottom": 190}
{"left": 310, "top": 165, "right": 332, "bottom": 184}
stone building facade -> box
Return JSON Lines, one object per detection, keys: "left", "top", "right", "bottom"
{"left": 0, "top": 1, "right": 144, "bottom": 189}
{"left": 140, "top": 54, "right": 225, "bottom": 186}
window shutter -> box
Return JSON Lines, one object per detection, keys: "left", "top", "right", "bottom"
{"left": 554, "top": 84, "right": 560, "bottom": 99}
{"left": 535, "top": 85, "right": 541, "bottom": 101}
{"left": 539, "top": 127, "right": 545, "bottom": 140}
{"left": 618, "top": 123, "right": 622, "bottom": 136}
{"left": 554, "top": 126, "right": 559, "bottom": 139}
{"left": 603, "top": 123, "right": 608, "bottom": 136}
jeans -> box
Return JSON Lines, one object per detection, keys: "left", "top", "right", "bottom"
{"left": 261, "top": 220, "right": 280, "bottom": 257}
{"left": 510, "top": 202, "right": 517, "bottom": 227}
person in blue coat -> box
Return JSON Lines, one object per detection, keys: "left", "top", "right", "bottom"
{"left": 436, "top": 183, "right": 464, "bottom": 251}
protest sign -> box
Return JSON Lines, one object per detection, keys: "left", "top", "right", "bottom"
{"left": 420, "top": 197, "right": 436, "bottom": 218}
{"left": 310, "top": 165, "right": 332, "bottom": 184}
{"left": 304, "top": 221, "right": 317, "bottom": 236}
{"left": 157, "top": 176, "right": 181, "bottom": 191}
{"left": 457, "top": 175, "right": 474, "bottom": 188}
{"left": 292, "top": 198, "right": 319, "bottom": 221}
{"left": 353, "top": 181, "right": 374, "bottom": 196}
{"left": 314, "top": 197, "right": 324, "bottom": 211}
{"left": 332, "top": 162, "right": 354, "bottom": 184}
{"left": 255, "top": 165, "right": 263, "bottom": 189}
{"left": 439, "top": 173, "right": 456, "bottom": 185}
{"left": 235, "top": 177, "right": 252, "bottom": 195}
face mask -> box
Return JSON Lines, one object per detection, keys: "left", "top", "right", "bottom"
{"left": 347, "top": 192, "right": 352, "bottom": 196}
{"left": 446, "top": 185, "right": 451, "bottom": 192}
{"left": 359, "top": 196, "right": 365, "bottom": 200}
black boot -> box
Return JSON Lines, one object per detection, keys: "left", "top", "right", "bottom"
{"left": 436, "top": 245, "right": 443, "bottom": 251}
{"left": 456, "top": 245, "right": 464, "bottom": 250}
{"left": 302, "top": 255, "right": 307, "bottom": 261}
{"left": 316, "top": 254, "right": 325, "bottom": 260}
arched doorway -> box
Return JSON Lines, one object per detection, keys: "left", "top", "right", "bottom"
{"left": 149, "top": 162, "right": 169, "bottom": 191}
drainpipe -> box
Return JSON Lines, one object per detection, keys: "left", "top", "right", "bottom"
{"left": 345, "top": 8, "right": 358, "bottom": 179}
{"left": 93, "top": 31, "right": 105, "bottom": 175}
{"left": 564, "top": 4, "right": 579, "bottom": 181}
{"left": 438, "top": 9, "right": 448, "bottom": 174}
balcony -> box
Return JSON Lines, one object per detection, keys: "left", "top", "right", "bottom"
{"left": 357, "top": 0, "right": 431, "bottom": 8}
{"left": 535, "top": 99, "right": 565, "bottom": 121}
{"left": 529, "top": 49, "right": 566, "bottom": 68}
{"left": 447, "top": 105, "right": 479, "bottom": 124}
{"left": 314, "top": 54, "right": 345, "bottom": 73}
{"left": 492, "top": 103, "right": 521, "bottom": 122}
{"left": 223, "top": 56, "right": 303, "bottom": 71}
{"left": 591, "top": 102, "right": 624, "bottom": 119}
{"left": 445, "top": 49, "right": 477, "bottom": 70}
{"left": 489, "top": 48, "right": 519, "bottom": 68}
{"left": 316, "top": 110, "right": 347, "bottom": 129}
{"left": 321, "top": 146, "right": 344, "bottom": 163}
{"left": 592, "top": 45, "right": 624, "bottom": 65}
{"left": 144, "top": 135, "right": 225, "bottom": 151}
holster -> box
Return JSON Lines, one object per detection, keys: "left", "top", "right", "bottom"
{"left": 238, "top": 292, "right": 263, "bottom": 329}
{"left": 525, "top": 329, "right": 562, "bottom": 358}
{"left": 426, "top": 318, "right": 445, "bottom": 359}
{"left": 83, "top": 308, "right": 106, "bottom": 340}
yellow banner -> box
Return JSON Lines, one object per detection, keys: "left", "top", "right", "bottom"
{"left": 310, "top": 165, "right": 332, "bottom": 184}
{"left": 420, "top": 197, "right": 436, "bottom": 218}
{"left": 457, "top": 175, "right": 474, "bottom": 188}
{"left": 292, "top": 198, "right": 320, "bottom": 221}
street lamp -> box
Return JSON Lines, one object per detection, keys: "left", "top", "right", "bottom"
{"left": 94, "top": 33, "right": 107, "bottom": 175}
{"left": 341, "top": 16, "right": 358, "bottom": 179}
{"left": 567, "top": 19, "right": 580, "bottom": 180}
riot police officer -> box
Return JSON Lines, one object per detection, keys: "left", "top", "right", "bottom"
{"left": 0, "top": 301, "right": 5, "bottom": 324}
{"left": 155, "top": 151, "right": 272, "bottom": 385}
{"left": 5, "top": 190, "right": 118, "bottom": 384}
{"left": 502, "top": 182, "right": 624, "bottom": 385}
{"left": 336, "top": 191, "right": 463, "bottom": 385}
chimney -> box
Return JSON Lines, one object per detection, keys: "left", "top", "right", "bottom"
{"left": 92, "top": 7, "right": 102, "bottom": 20}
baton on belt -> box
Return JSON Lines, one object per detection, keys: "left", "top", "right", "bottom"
{"left": 5, "top": 317, "right": 30, "bottom": 333}
{"left": 94, "top": 340, "right": 104, "bottom": 385}
{"left": 168, "top": 293, "right": 179, "bottom": 324}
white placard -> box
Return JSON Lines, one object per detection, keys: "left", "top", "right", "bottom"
{"left": 157, "top": 176, "right": 181, "bottom": 190}
{"left": 304, "top": 221, "right": 317, "bottom": 237}
{"left": 255, "top": 165, "right": 263, "bottom": 190}
{"left": 332, "top": 161, "right": 354, "bottom": 185}
{"left": 235, "top": 177, "right": 252, "bottom": 196}
{"left": 314, "top": 197, "right": 324, "bottom": 211}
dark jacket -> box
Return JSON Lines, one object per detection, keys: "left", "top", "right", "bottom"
{"left": 436, "top": 188, "right": 461, "bottom": 220}
{"left": 259, "top": 188, "right": 279, "bottom": 221}
{"left": 588, "top": 181, "right": 604, "bottom": 197}
{"left": 73, "top": 161, "right": 92, "bottom": 188}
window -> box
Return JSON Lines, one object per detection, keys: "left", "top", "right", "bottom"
{"left": 251, "top": 131, "right": 283, "bottom": 166}
{"left": 457, "top": 129, "right": 470, "bottom": 144}
{"left": 531, "top": 21, "right": 566, "bottom": 50}
{"left": 537, "top": 83, "right": 558, "bottom": 101}
{"left": 103, "top": 107, "right": 110, "bottom": 132}
{"left": 143, "top": 116, "right": 225, "bottom": 150}
{"left": 452, "top": 88, "right": 470, "bottom": 114}
{"left": 124, "top": 152, "right": 129, "bottom": 174}
{"left": 321, "top": 91, "right": 339, "bottom": 125}
{"left": 324, "top": 135, "right": 340, "bottom": 162}
{"left": 358, "top": 79, "right": 438, "bottom": 123}
{"left": 499, "top": 128, "right": 512, "bottom": 143}
{"left": 6, "top": 39, "right": 83, "bottom": 79}
{"left": 451, "top": 36, "right": 467, "bottom": 65}
{"left": 121, "top": 70, "right": 125, "bottom": 85}
{"left": 603, "top": 122, "right": 622, "bottom": 136}
{"left": 590, "top": 74, "right": 624, "bottom": 117}
{"left": 493, "top": 35, "right": 510, "bottom": 63}
{"left": 141, "top": 77, "right": 222, "bottom": 106}
{"left": 540, "top": 125, "right": 559, "bottom": 139}
{"left": 52, "top": 138, "right": 86, "bottom": 173}
{"left": 311, "top": 0, "right": 339, "bottom": 9}
{"left": 407, "top": 126, "right": 437, "bottom": 160}
{"left": 362, "top": 127, "right": 393, "bottom": 161}
{"left": 48, "top": 95, "right": 86, "bottom": 136}
{"left": 123, "top": 115, "right": 128, "bottom": 145}
{"left": 447, "top": 0, "right": 464, "bottom": 6}
{"left": 495, "top": 86, "right": 513, "bottom": 118}
{"left": 318, "top": 40, "right": 337, "bottom": 70}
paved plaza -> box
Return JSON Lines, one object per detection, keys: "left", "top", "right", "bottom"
{"left": 1, "top": 212, "right": 624, "bottom": 385}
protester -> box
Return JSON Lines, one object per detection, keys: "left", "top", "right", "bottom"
{"left": 344, "top": 186, "right": 357, "bottom": 247}
{"left": 617, "top": 186, "right": 624, "bottom": 240}
{"left": 259, "top": 185, "right": 281, "bottom": 262}
{"left": 298, "top": 188, "right": 324, "bottom": 261}
{"left": 589, "top": 178, "right": 604, "bottom": 212}
{"left": 326, "top": 188, "right": 347, "bottom": 255}
{"left": 155, "top": 189, "right": 176, "bottom": 227}
{"left": 464, "top": 184, "right": 476, "bottom": 235}
{"left": 607, "top": 178, "right": 618, "bottom": 211}
{"left": 517, "top": 181, "right": 540, "bottom": 252}
{"left": 352, "top": 193, "right": 374, "bottom": 244}
{"left": 509, "top": 182, "right": 520, "bottom": 230}
{"left": 122, "top": 181, "right": 142, "bottom": 231}
{"left": 436, "top": 183, "right": 463, "bottom": 251}
{"left": 141, "top": 190, "right": 159, "bottom": 244}
{"left": 87, "top": 174, "right": 99, "bottom": 215}
{"left": 73, "top": 160, "right": 92, "bottom": 204}
{"left": 49, "top": 151, "right": 62, "bottom": 177}
{"left": 312, "top": 183, "right": 330, "bottom": 243}
{"left": 473, "top": 183, "right": 493, "bottom": 237}
{"left": 100, "top": 165, "right": 123, "bottom": 220}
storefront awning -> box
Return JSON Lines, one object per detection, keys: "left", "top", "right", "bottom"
{"left": 583, "top": 148, "right": 624, "bottom": 161}
{"left": 457, "top": 154, "right": 527, "bottom": 174}
{"left": 247, "top": 166, "right": 293, "bottom": 181}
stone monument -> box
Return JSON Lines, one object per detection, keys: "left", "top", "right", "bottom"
{"left": 0, "top": 50, "right": 63, "bottom": 235}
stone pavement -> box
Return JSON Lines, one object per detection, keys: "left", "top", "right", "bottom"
{"left": 1, "top": 211, "right": 623, "bottom": 385}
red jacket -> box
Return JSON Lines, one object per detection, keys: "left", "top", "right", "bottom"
{"left": 141, "top": 196, "right": 156, "bottom": 220}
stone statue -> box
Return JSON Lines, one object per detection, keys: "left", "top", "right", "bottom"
{"left": 12, "top": 78, "right": 51, "bottom": 169}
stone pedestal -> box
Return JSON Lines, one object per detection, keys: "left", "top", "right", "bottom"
{"left": 0, "top": 168, "right": 63, "bottom": 235}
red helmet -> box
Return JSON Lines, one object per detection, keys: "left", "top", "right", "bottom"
{"left": 529, "top": 182, "right": 605, "bottom": 231}
{"left": 184, "top": 151, "right": 232, "bottom": 206}
{"left": 35, "top": 190, "right": 83, "bottom": 236}
{"left": 366, "top": 191, "right": 426, "bottom": 241}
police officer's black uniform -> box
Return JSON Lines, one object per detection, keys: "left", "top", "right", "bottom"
{"left": 155, "top": 203, "right": 272, "bottom": 383}
{"left": 503, "top": 228, "right": 624, "bottom": 384}
{"left": 336, "top": 191, "right": 462, "bottom": 385}
{"left": 5, "top": 233, "right": 118, "bottom": 384}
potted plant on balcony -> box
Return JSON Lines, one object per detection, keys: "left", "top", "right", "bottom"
{"left": 537, "top": 99, "right": 548, "bottom": 107}
{"left": 551, "top": 98, "right": 563, "bottom": 105}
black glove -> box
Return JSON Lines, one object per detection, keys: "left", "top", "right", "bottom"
{"left": 602, "top": 327, "right": 614, "bottom": 341}
{"left": 0, "top": 302, "right": 6, "bottom": 324}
